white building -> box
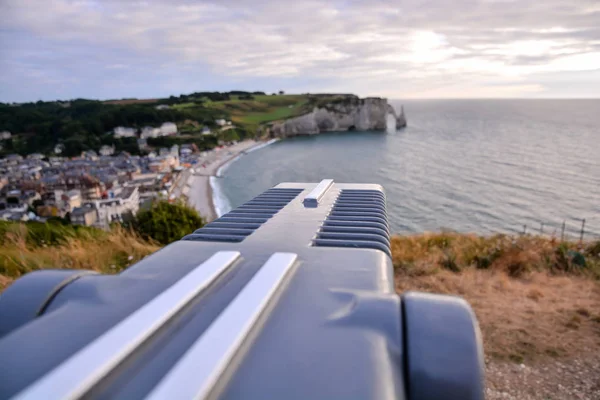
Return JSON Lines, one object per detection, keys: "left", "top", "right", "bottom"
{"left": 140, "top": 126, "right": 161, "bottom": 139}
{"left": 159, "top": 122, "right": 177, "bottom": 136}
{"left": 215, "top": 119, "right": 227, "bottom": 127}
{"left": 201, "top": 126, "right": 211, "bottom": 135}
{"left": 27, "top": 153, "right": 45, "bottom": 160}
{"left": 155, "top": 104, "right": 170, "bottom": 110}
{"left": 87, "top": 186, "right": 140, "bottom": 229}
{"left": 113, "top": 126, "right": 137, "bottom": 138}
{"left": 59, "top": 189, "right": 82, "bottom": 213}
{"left": 99, "top": 145, "right": 115, "bottom": 156}
{"left": 0, "top": 131, "right": 11, "bottom": 140}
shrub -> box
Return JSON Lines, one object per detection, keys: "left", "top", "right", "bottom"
{"left": 585, "top": 240, "right": 600, "bottom": 257}
{"left": 132, "top": 200, "right": 204, "bottom": 245}
{"left": 440, "top": 251, "right": 460, "bottom": 273}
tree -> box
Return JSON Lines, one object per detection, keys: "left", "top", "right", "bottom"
{"left": 132, "top": 200, "right": 204, "bottom": 245}
{"left": 278, "top": 90, "right": 285, "bottom": 95}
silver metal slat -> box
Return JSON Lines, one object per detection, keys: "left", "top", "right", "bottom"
{"left": 198, "top": 227, "right": 256, "bottom": 235}
{"left": 244, "top": 200, "right": 290, "bottom": 207}
{"left": 313, "top": 238, "right": 391, "bottom": 257}
{"left": 337, "top": 196, "right": 386, "bottom": 203}
{"left": 323, "top": 219, "right": 390, "bottom": 233}
{"left": 204, "top": 222, "right": 262, "bottom": 230}
{"left": 13, "top": 251, "right": 242, "bottom": 400}
{"left": 183, "top": 234, "right": 245, "bottom": 242}
{"left": 320, "top": 225, "right": 390, "bottom": 238}
{"left": 333, "top": 203, "right": 387, "bottom": 210}
{"left": 329, "top": 214, "right": 389, "bottom": 226}
{"left": 225, "top": 209, "right": 278, "bottom": 215}
{"left": 226, "top": 212, "right": 277, "bottom": 219}
{"left": 216, "top": 217, "right": 269, "bottom": 224}
{"left": 316, "top": 232, "right": 391, "bottom": 247}
{"left": 331, "top": 210, "right": 388, "bottom": 219}
{"left": 303, "top": 179, "right": 334, "bottom": 207}
{"left": 146, "top": 252, "right": 298, "bottom": 400}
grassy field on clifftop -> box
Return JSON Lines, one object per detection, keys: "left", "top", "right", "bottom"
{"left": 1, "top": 223, "right": 599, "bottom": 366}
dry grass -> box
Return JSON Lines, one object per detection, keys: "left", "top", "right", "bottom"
{"left": 2, "top": 228, "right": 600, "bottom": 366}
{"left": 0, "top": 226, "right": 159, "bottom": 291}
{"left": 391, "top": 232, "right": 600, "bottom": 279}
{"left": 393, "top": 233, "right": 600, "bottom": 363}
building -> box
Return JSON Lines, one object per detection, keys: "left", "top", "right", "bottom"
{"left": 88, "top": 186, "right": 139, "bottom": 228}
{"left": 215, "top": 119, "right": 227, "bottom": 126}
{"left": 27, "top": 153, "right": 44, "bottom": 161}
{"left": 155, "top": 104, "right": 170, "bottom": 110}
{"left": 99, "top": 145, "right": 115, "bottom": 156}
{"left": 60, "top": 189, "right": 82, "bottom": 213}
{"left": 71, "top": 206, "right": 98, "bottom": 226}
{"left": 5, "top": 154, "right": 23, "bottom": 163}
{"left": 140, "top": 126, "right": 161, "bottom": 139}
{"left": 148, "top": 159, "right": 168, "bottom": 173}
{"left": 82, "top": 150, "right": 99, "bottom": 161}
{"left": 137, "top": 138, "right": 148, "bottom": 151}
{"left": 159, "top": 122, "right": 177, "bottom": 136}
{"left": 201, "top": 126, "right": 211, "bottom": 135}
{"left": 0, "top": 131, "right": 11, "bottom": 140}
{"left": 113, "top": 126, "right": 137, "bottom": 138}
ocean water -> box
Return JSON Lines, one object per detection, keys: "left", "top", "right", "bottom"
{"left": 216, "top": 100, "right": 600, "bottom": 238}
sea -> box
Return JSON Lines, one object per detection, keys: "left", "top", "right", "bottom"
{"left": 213, "top": 100, "right": 600, "bottom": 239}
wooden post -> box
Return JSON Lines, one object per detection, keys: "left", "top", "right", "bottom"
{"left": 523, "top": 224, "right": 527, "bottom": 235}
{"left": 580, "top": 219, "right": 586, "bottom": 243}
{"left": 561, "top": 221, "right": 566, "bottom": 241}
{"left": 540, "top": 222, "right": 544, "bottom": 236}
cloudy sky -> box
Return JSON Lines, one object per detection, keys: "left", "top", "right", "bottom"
{"left": 1, "top": 0, "right": 599, "bottom": 102}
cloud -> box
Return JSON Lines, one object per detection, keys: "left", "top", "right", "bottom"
{"left": 0, "top": 0, "right": 599, "bottom": 101}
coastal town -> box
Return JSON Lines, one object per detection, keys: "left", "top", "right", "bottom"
{"left": 0, "top": 120, "right": 259, "bottom": 228}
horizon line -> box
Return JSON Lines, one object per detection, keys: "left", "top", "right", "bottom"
{"left": 2, "top": 94, "right": 600, "bottom": 104}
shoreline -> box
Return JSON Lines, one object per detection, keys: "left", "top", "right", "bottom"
{"left": 186, "top": 139, "right": 277, "bottom": 221}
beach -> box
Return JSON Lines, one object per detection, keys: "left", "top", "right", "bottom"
{"left": 185, "top": 140, "right": 267, "bottom": 221}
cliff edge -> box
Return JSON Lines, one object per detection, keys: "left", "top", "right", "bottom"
{"left": 268, "top": 96, "right": 406, "bottom": 137}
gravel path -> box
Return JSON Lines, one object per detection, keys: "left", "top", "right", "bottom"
{"left": 486, "top": 355, "right": 600, "bottom": 399}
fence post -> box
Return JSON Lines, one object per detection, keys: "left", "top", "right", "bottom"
{"left": 561, "top": 221, "right": 566, "bottom": 241}
{"left": 523, "top": 224, "right": 527, "bottom": 235}
{"left": 580, "top": 219, "right": 586, "bottom": 244}
{"left": 540, "top": 222, "right": 544, "bottom": 236}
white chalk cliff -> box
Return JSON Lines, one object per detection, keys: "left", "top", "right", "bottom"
{"left": 268, "top": 97, "right": 406, "bottom": 137}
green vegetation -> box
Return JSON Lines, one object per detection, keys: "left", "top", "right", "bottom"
{"left": 132, "top": 200, "right": 204, "bottom": 245}
{"left": 203, "top": 94, "right": 312, "bottom": 131}
{"left": 147, "top": 134, "right": 218, "bottom": 152}
{"left": 0, "top": 91, "right": 354, "bottom": 156}
{"left": 0, "top": 91, "right": 260, "bottom": 157}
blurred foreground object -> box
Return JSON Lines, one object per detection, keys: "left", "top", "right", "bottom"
{"left": 0, "top": 180, "right": 484, "bottom": 400}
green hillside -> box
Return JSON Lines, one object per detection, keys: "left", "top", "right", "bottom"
{"left": 0, "top": 91, "right": 341, "bottom": 157}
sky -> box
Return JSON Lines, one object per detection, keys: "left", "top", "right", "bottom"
{"left": 1, "top": 0, "right": 599, "bottom": 102}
